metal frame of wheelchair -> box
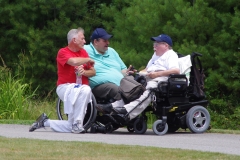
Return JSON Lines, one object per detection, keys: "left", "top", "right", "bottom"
{"left": 56, "top": 52, "right": 210, "bottom": 135}
{"left": 93, "top": 101, "right": 149, "bottom": 134}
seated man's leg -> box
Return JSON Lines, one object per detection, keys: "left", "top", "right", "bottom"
{"left": 124, "top": 89, "right": 152, "bottom": 120}
{"left": 113, "top": 80, "right": 158, "bottom": 120}
{"left": 93, "top": 83, "right": 125, "bottom": 114}
{"left": 92, "top": 83, "right": 121, "bottom": 100}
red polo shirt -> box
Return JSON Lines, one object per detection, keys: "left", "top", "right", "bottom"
{"left": 56, "top": 47, "right": 91, "bottom": 86}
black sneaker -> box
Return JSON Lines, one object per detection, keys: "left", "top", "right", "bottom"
{"left": 112, "top": 107, "right": 128, "bottom": 115}
{"left": 29, "top": 113, "right": 49, "bottom": 132}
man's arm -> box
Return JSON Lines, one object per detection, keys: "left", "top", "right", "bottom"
{"left": 83, "top": 67, "right": 96, "bottom": 77}
{"left": 147, "top": 68, "right": 180, "bottom": 79}
{"left": 67, "top": 57, "right": 95, "bottom": 66}
{"left": 140, "top": 68, "right": 147, "bottom": 72}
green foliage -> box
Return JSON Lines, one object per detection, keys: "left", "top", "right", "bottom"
{"left": 0, "top": 65, "right": 37, "bottom": 119}
{"left": 0, "top": 0, "right": 99, "bottom": 96}
{"left": 209, "top": 107, "right": 240, "bottom": 130}
{"left": 100, "top": 0, "right": 220, "bottom": 67}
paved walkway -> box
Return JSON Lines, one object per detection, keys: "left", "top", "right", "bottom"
{"left": 0, "top": 124, "right": 240, "bottom": 156}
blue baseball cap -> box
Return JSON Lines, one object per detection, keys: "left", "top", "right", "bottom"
{"left": 90, "top": 28, "right": 113, "bottom": 40}
{"left": 151, "top": 34, "right": 173, "bottom": 46}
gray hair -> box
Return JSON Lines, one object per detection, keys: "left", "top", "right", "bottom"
{"left": 67, "top": 27, "right": 84, "bottom": 44}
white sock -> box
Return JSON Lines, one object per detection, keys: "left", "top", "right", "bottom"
{"left": 44, "top": 119, "right": 50, "bottom": 127}
{"left": 112, "top": 99, "right": 125, "bottom": 108}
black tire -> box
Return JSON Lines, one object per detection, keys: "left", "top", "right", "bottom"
{"left": 105, "top": 124, "right": 114, "bottom": 133}
{"left": 133, "top": 118, "right": 147, "bottom": 134}
{"left": 84, "top": 95, "right": 98, "bottom": 130}
{"left": 56, "top": 94, "right": 97, "bottom": 131}
{"left": 186, "top": 105, "right": 210, "bottom": 133}
{"left": 56, "top": 98, "right": 67, "bottom": 120}
{"left": 152, "top": 120, "right": 168, "bottom": 135}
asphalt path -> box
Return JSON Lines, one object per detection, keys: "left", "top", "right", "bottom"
{"left": 0, "top": 124, "right": 240, "bottom": 156}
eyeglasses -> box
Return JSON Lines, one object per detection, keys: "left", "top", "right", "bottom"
{"left": 153, "top": 42, "right": 167, "bottom": 47}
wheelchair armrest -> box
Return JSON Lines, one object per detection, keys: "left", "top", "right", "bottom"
{"left": 169, "top": 74, "right": 186, "bottom": 78}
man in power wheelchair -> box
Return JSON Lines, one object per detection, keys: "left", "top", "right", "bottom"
{"left": 56, "top": 33, "right": 210, "bottom": 135}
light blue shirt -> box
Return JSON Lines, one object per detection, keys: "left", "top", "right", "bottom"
{"left": 84, "top": 43, "right": 127, "bottom": 89}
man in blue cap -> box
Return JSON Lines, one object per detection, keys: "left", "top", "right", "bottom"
{"left": 84, "top": 28, "right": 133, "bottom": 113}
{"left": 113, "top": 34, "right": 180, "bottom": 120}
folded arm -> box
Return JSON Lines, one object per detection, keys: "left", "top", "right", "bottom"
{"left": 147, "top": 68, "right": 180, "bottom": 79}
{"left": 83, "top": 67, "right": 96, "bottom": 77}
{"left": 67, "top": 57, "right": 95, "bottom": 66}
{"left": 67, "top": 57, "right": 96, "bottom": 77}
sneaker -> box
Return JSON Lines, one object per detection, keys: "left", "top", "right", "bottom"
{"left": 72, "top": 122, "right": 85, "bottom": 134}
{"left": 29, "top": 113, "right": 49, "bottom": 132}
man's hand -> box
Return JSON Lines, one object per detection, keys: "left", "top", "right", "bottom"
{"left": 75, "top": 65, "right": 85, "bottom": 75}
{"left": 126, "top": 65, "right": 137, "bottom": 75}
{"left": 147, "top": 71, "right": 161, "bottom": 79}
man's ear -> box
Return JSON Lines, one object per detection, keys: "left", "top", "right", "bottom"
{"left": 93, "top": 39, "right": 98, "bottom": 45}
{"left": 72, "top": 38, "right": 76, "bottom": 43}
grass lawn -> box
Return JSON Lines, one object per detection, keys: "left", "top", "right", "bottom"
{"left": 0, "top": 136, "right": 240, "bottom": 160}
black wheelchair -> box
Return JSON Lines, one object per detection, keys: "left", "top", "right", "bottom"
{"left": 56, "top": 52, "right": 210, "bottom": 135}
{"left": 56, "top": 94, "right": 148, "bottom": 134}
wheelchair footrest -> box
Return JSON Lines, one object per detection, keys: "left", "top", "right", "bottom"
{"left": 111, "top": 114, "right": 128, "bottom": 126}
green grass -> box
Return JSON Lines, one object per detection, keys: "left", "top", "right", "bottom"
{"left": 0, "top": 119, "right": 33, "bottom": 125}
{"left": 0, "top": 136, "right": 239, "bottom": 160}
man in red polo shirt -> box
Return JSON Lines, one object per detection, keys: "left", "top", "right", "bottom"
{"left": 29, "top": 27, "right": 95, "bottom": 134}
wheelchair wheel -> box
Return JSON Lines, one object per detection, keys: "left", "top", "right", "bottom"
{"left": 56, "top": 94, "right": 97, "bottom": 131}
{"left": 152, "top": 120, "right": 168, "bottom": 135}
{"left": 186, "top": 105, "right": 210, "bottom": 133}
{"left": 56, "top": 98, "right": 67, "bottom": 120}
{"left": 133, "top": 118, "right": 147, "bottom": 134}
